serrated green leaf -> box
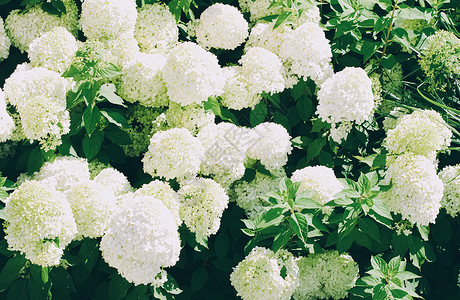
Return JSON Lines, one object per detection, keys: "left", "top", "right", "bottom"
{"left": 100, "top": 108, "right": 129, "bottom": 128}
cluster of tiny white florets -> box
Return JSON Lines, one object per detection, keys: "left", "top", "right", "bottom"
{"left": 27, "top": 27, "right": 78, "bottom": 74}
{"left": 162, "top": 42, "right": 225, "bottom": 106}
{"left": 100, "top": 194, "right": 181, "bottom": 286}
{"left": 329, "top": 122, "right": 353, "bottom": 143}
{"left": 178, "top": 178, "right": 229, "bottom": 237}
{"left": 94, "top": 167, "right": 132, "bottom": 197}
{"left": 34, "top": 156, "right": 91, "bottom": 193}
{"left": 135, "top": 3, "right": 178, "bottom": 54}
{"left": 118, "top": 52, "right": 169, "bottom": 107}
{"left": 230, "top": 170, "right": 285, "bottom": 218}
{"left": 0, "top": 88, "right": 15, "bottom": 143}
{"left": 0, "top": 17, "right": 10, "bottom": 61}
{"left": 4, "top": 0, "right": 78, "bottom": 53}
{"left": 143, "top": 128, "right": 205, "bottom": 181}
{"left": 246, "top": 22, "right": 292, "bottom": 57}
{"left": 240, "top": 47, "right": 285, "bottom": 95}
{"left": 280, "top": 22, "right": 333, "bottom": 84}
{"left": 80, "top": 0, "right": 137, "bottom": 41}
{"left": 438, "top": 164, "right": 460, "bottom": 217}
{"left": 164, "top": 102, "right": 215, "bottom": 135}
{"left": 293, "top": 251, "right": 359, "bottom": 300}
{"left": 291, "top": 166, "right": 343, "bottom": 205}
{"left": 384, "top": 110, "right": 452, "bottom": 162}
{"left": 246, "top": 123, "right": 292, "bottom": 171}
{"left": 135, "top": 180, "right": 181, "bottom": 227}
{"left": 106, "top": 35, "right": 140, "bottom": 67}
{"left": 198, "top": 122, "right": 249, "bottom": 187}
{"left": 196, "top": 3, "right": 248, "bottom": 50}
{"left": 3, "top": 180, "right": 77, "bottom": 267}
{"left": 65, "top": 180, "right": 117, "bottom": 239}
{"left": 3, "top": 65, "right": 71, "bottom": 149}
{"left": 230, "top": 247, "right": 299, "bottom": 300}
{"left": 380, "top": 153, "right": 443, "bottom": 225}
{"left": 220, "top": 66, "right": 262, "bottom": 110}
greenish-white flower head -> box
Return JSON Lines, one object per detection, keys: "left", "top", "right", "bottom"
{"left": 220, "top": 66, "right": 262, "bottom": 110}
{"left": 0, "top": 88, "right": 14, "bottom": 143}
{"left": 164, "top": 102, "right": 215, "bottom": 135}
{"left": 94, "top": 167, "right": 132, "bottom": 197}
{"left": 0, "top": 17, "right": 11, "bottom": 62}
{"left": 439, "top": 164, "right": 460, "bottom": 218}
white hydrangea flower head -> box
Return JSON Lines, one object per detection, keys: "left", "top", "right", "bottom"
{"left": 28, "top": 27, "right": 78, "bottom": 74}
{"left": 94, "top": 167, "right": 132, "bottom": 197}
{"left": 279, "top": 22, "right": 333, "bottom": 84}
{"left": 4, "top": 0, "right": 78, "bottom": 53}
{"left": 3, "top": 66, "right": 72, "bottom": 149}
{"left": 100, "top": 194, "right": 181, "bottom": 285}
{"left": 220, "top": 66, "right": 262, "bottom": 110}
{"left": 164, "top": 102, "right": 215, "bottom": 135}
{"left": 198, "top": 123, "right": 249, "bottom": 187}
{"left": 107, "top": 35, "right": 140, "bottom": 67}
{"left": 316, "top": 67, "right": 374, "bottom": 127}
{"left": 162, "top": 42, "right": 225, "bottom": 106}
{"left": 246, "top": 22, "right": 292, "bottom": 56}
{"left": 293, "top": 251, "right": 359, "bottom": 300}
{"left": 81, "top": 0, "right": 137, "bottom": 41}
{"left": 118, "top": 52, "right": 169, "bottom": 108}
{"left": 4, "top": 180, "right": 77, "bottom": 267}
{"left": 135, "top": 3, "right": 178, "bottom": 54}
{"left": 65, "top": 180, "right": 117, "bottom": 239}
{"left": 239, "top": 47, "right": 285, "bottom": 95}
{"left": 384, "top": 110, "right": 452, "bottom": 161}
{"left": 246, "top": 122, "right": 292, "bottom": 171}
{"left": 291, "top": 166, "right": 343, "bottom": 205}
{"left": 380, "top": 153, "right": 443, "bottom": 225}
{"left": 329, "top": 121, "right": 353, "bottom": 143}
{"left": 135, "top": 180, "right": 181, "bottom": 227}
{"left": 196, "top": 3, "right": 248, "bottom": 50}
{"left": 0, "top": 17, "right": 11, "bottom": 61}
{"left": 438, "top": 164, "right": 460, "bottom": 217}
{"left": 35, "top": 156, "right": 90, "bottom": 193}
{"left": 142, "top": 128, "right": 205, "bottom": 180}
{"left": 178, "top": 178, "right": 229, "bottom": 237}
{"left": 230, "top": 170, "right": 285, "bottom": 218}
{"left": 230, "top": 247, "right": 299, "bottom": 300}
{"left": 0, "top": 88, "right": 15, "bottom": 142}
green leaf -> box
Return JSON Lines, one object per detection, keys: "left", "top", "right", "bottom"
{"left": 250, "top": 102, "right": 267, "bottom": 127}
{"left": 258, "top": 206, "right": 286, "bottom": 229}
{"left": 272, "top": 227, "right": 291, "bottom": 253}
{"left": 100, "top": 108, "right": 129, "bottom": 128}
{"left": 79, "top": 239, "right": 99, "bottom": 272}
{"left": 203, "top": 97, "right": 221, "bottom": 116}
{"left": 0, "top": 255, "right": 27, "bottom": 291}
{"left": 163, "top": 273, "right": 182, "bottom": 295}
{"left": 369, "top": 198, "right": 392, "bottom": 227}
{"left": 7, "top": 278, "right": 28, "bottom": 300}
{"left": 126, "top": 286, "right": 149, "bottom": 300}
{"left": 41, "top": 2, "right": 61, "bottom": 16}
{"left": 50, "top": 267, "right": 76, "bottom": 295}
{"left": 395, "top": 271, "right": 420, "bottom": 281}
{"left": 381, "top": 54, "right": 396, "bottom": 70}
{"left": 82, "top": 131, "right": 104, "bottom": 160}
{"left": 357, "top": 173, "right": 371, "bottom": 194}
{"left": 361, "top": 40, "right": 379, "bottom": 63}
{"left": 190, "top": 266, "right": 207, "bottom": 293}
{"left": 416, "top": 224, "right": 429, "bottom": 241}
{"left": 288, "top": 213, "right": 309, "bottom": 246}
{"left": 265, "top": 93, "right": 281, "bottom": 108}
{"left": 290, "top": 80, "right": 306, "bottom": 100}
{"left": 296, "top": 95, "right": 313, "bottom": 121}
{"left": 274, "top": 11, "right": 291, "bottom": 28}
{"left": 371, "top": 256, "right": 388, "bottom": 272}
{"left": 98, "top": 83, "right": 125, "bottom": 107}
{"left": 294, "top": 198, "right": 321, "bottom": 209}
{"left": 390, "top": 289, "right": 408, "bottom": 298}
{"left": 51, "top": 0, "right": 66, "bottom": 14}
{"left": 98, "top": 63, "right": 122, "bottom": 78}
{"left": 214, "top": 233, "right": 230, "bottom": 259}
{"left": 82, "top": 105, "right": 101, "bottom": 136}
{"left": 105, "top": 128, "right": 132, "bottom": 145}
{"left": 358, "top": 218, "right": 381, "bottom": 243}
{"left": 388, "top": 256, "right": 401, "bottom": 274}
{"left": 27, "top": 147, "right": 44, "bottom": 174}
{"left": 306, "top": 137, "right": 326, "bottom": 163}
{"left": 108, "top": 273, "right": 132, "bottom": 300}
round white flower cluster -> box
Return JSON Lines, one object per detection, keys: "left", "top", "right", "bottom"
{"left": 247, "top": 122, "right": 292, "bottom": 172}
{"left": 135, "top": 3, "right": 178, "bottom": 54}
{"left": 230, "top": 170, "right": 285, "bottom": 218}
{"left": 0, "top": 88, "right": 15, "bottom": 142}
{"left": 220, "top": 66, "right": 262, "bottom": 110}
{"left": 142, "top": 128, "right": 205, "bottom": 180}
{"left": 178, "top": 178, "right": 229, "bottom": 237}
{"left": 280, "top": 22, "right": 333, "bottom": 84}
{"left": 81, "top": 0, "right": 137, "bottom": 41}
{"left": 135, "top": 180, "right": 181, "bottom": 227}
{"left": 107, "top": 35, "right": 140, "bottom": 67}
{"left": 162, "top": 42, "right": 225, "bottom": 106}
{"left": 28, "top": 27, "right": 78, "bottom": 74}
{"left": 0, "top": 17, "right": 10, "bottom": 61}
{"left": 293, "top": 251, "right": 359, "bottom": 300}
{"left": 118, "top": 52, "right": 169, "bottom": 107}
{"left": 3, "top": 65, "right": 71, "bottom": 149}
{"left": 100, "top": 194, "right": 181, "bottom": 286}
{"left": 380, "top": 153, "right": 443, "bottom": 225}
{"left": 3, "top": 180, "right": 77, "bottom": 267}
{"left": 196, "top": 3, "right": 248, "bottom": 50}
{"left": 246, "top": 22, "right": 292, "bottom": 57}
{"left": 384, "top": 110, "right": 452, "bottom": 162}
{"left": 197, "top": 123, "right": 249, "bottom": 187}
{"left": 4, "top": 0, "right": 78, "bottom": 53}
{"left": 94, "top": 167, "right": 132, "bottom": 197}
{"left": 65, "top": 180, "right": 117, "bottom": 239}
{"left": 240, "top": 47, "right": 285, "bottom": 95}
{"left": 438, "top": 164, "right": 460, "bottom": 217}
{"left": 164, "top": 102, "right": 215, "bottom": 135}
{"left": 230, "top": 247, "right": 299, "bottom": 300}
{"left": 291, "top": 166, "right": 343, "bottom": 205}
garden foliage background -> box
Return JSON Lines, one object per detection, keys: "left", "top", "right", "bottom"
{"left": 0, "top": 0, "right": 459, "bottom": 299}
